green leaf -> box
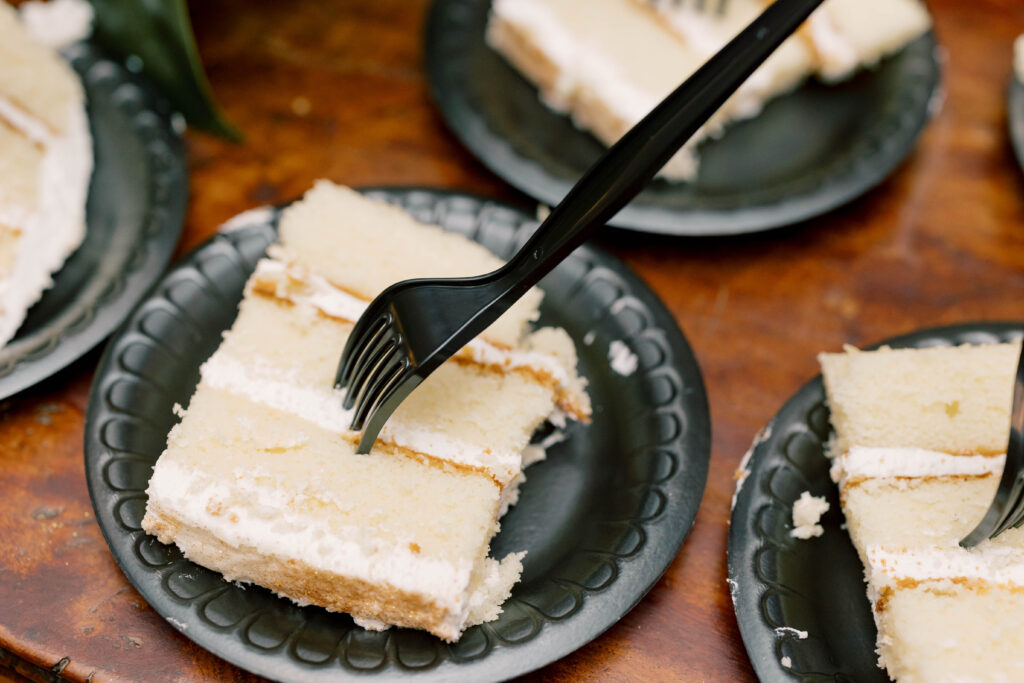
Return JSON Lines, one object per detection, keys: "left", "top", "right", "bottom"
{"left": 87, "top": 0, "right": 241, "bottom": 140}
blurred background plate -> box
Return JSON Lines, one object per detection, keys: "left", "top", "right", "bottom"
{"left": 84, "top": 188, "right": 711, "bottom": 681}
{"left": 728, "top": 322, "right": 1024, "bottom": 682}
{"left": 1009, "top": 71, "right": 1024, "bottom": 174}
{"left": 425, "top": 0, "right": 942, "bottom": 236}
{"left": 0, "top": 41, "right": 187, "bottom": 399}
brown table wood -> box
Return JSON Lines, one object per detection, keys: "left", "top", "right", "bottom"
{"left": 3, "top": 0, "right": 1024, "bottom": 680}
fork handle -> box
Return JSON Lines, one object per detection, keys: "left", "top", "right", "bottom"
{"left": 497, "top": 0, "right": 825, "bottom": 291}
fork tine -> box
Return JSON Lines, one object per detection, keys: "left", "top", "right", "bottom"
{"left": 336, "top": 312, "right": 390, "bottom": 388}
{"left": 351, "top": 356, "right": 406, "bottom": 430}
{"left": 991, "top": 475, "right": 1024, "bottom": 535}
{"left": 960, "top": 340, "right": 1024, "bottom": 547}
{"left": 961, "top": 468, "right": 1024, "bottom": 547}
{"left": 356, "top": 369, "right": 419, "bottom": 454}
{"left": 994, "top": 471, "right": 1024, "bottom": 534}
{"left": 343, "top": 333, "right": 397, "bottom": 410}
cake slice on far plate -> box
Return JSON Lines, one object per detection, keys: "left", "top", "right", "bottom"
{"left": 486, "top": 0, "right": 931, "bottom": 181}
{"left": 820, "top": 341, "right": 1024, "bottom": 682}
{"left": 143, "top": 181, "right": 591, "bottom": 641}
{"left": 0, "top": 2, "right": 92, "bottom": 345}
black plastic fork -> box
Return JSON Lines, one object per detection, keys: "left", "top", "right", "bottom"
{"left": 960, "top": 341, "right": 1024, "bottom": 548}
{"left": 336, "top": 0, "right": 826, "bottom": 453}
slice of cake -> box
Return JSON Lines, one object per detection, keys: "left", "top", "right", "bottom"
{"left": 142, "top": 181, "right": 591, "bottom": 641}
{"left": 819, "top": 342, "right": 1024, "bottom": 681}
{"left": 486, "top": 0, "right": 931, "bottom": 181}
{"left": 0, "top": 1, "right": 92, "bottom": 345}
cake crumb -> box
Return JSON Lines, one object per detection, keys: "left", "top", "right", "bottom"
{"left": 780, "top": 656, "right": 792, "bottom": 668}
{"left": 608, "top": 340, "right": 638, "bottom": 376}
{"left": 353, "top": 615, "right": 391, "bottom": 632}
{"left": 172, "top": 403, "right": 186, "bottom": 418}
{"left": 583, "top": 330, "right": 596, "bottom": 346}
{"left": 775, "top": 626, "right": 808, "bottom": 640}
{"left": 791, "top": 491, "right": 829, "bottom": 539}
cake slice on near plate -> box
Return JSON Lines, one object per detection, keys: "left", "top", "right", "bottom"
{"left": 486, "top": 0, "right": 931, "bottom": 181}
{"left": 142, "top": 181, "right": 591, "bottom": 641}
{"left": 0, "top": 2, "right": 92, "bottom": 345}
{"left": 820, "top": 341, "right": 1024, "bottom": 682}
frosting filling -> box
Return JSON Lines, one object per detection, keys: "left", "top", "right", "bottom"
{"left": 867, "top": 544, "right": 1024, "bottom": 588}
{"left": 200, "top": 353, "right": 524, "bottom": 486}
{"left": 836, "top": 446, "right": 1005, "bottom": 485}
{"left": 249, "top": 257, "right": 584, "bottom": 417}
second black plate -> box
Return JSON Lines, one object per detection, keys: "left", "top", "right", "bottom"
{"left": 84, "top": 188, "right": 711, "bottom": 681}
{"left": 728, "top": 322, "right": 1024, "bottom": 682}
{"left": 426, "top": 0, "right": 942, "bottom": 236}
{"left": 0, "top": 41, "right": 186, "bottom": 398}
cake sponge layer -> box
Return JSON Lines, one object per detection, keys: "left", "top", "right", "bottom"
{"left": 819, "top": 343, "right": 1019, "bottom": 456}
{"left": 144, "top": 386, "right": 513, "bottom": 640}
{"left": 0, "top": 2, "right": 82, "bottom": 134}
{"left": 276, "top": 181, "right": 541, "bottom": 348}
{"left": 876, "top": 584, "right": 1024, "bottom": 683}
{"left": 210, "top": 292, "right": 557, "bottom": 485}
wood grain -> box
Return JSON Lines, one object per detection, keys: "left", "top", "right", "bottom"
{"left": 2, "top": 0, "right": 1024, "bottom": 680}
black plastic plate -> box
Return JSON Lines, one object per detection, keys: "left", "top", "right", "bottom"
{"left": 84, "top": 188, "right": 711, "bottom": 681}
{"left": 0, "top": 42, "right": 187, "bottom": 398}
{"left": 425, "top": 0, "right": 942, "bottom": 236}
{"left": 728, "top": 322, "right": 1024, "bottom": 682}
{"left": 1009, "top": 73, "right": 1024, "bottom": 175}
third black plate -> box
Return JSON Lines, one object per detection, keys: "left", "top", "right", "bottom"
{"left": 728, "top": 322, "right": 1024, "bottom": 682}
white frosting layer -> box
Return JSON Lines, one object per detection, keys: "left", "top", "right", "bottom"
{"left": 837, "top": 447, "right": 1005, "bottom": 484}
{"left": 146, "top": 459, "right": 472, "bottom": 623}
{"left": 0, "top": 97, "right": 91, "bottom": 346}
{"left": 867, "top": 544, "right": 1024, "bottom": 587}
{"left": 20, "top": 0, "right": 93, "bottom": 48}
{"left": 200, "top": 353, "right": 523, "bottom": 485}
{"left": 251, "top": 258, "right": 574, "bottom": 391}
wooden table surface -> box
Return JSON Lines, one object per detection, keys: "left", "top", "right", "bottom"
{"left": 3, "top": 0, "right": 1024, "bottom": 681}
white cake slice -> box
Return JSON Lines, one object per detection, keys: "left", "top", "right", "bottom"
{"left": 0, "top": 1, "right": 92, "bottom": 346}
{"left": 487, "top": 0, "right": 931, "bottom": 181}
{"left": 820, "top": 342, "right": 1024, "bottom": 682}
{"left": 143, "top": 181, "right": 591, "bottom": 641}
